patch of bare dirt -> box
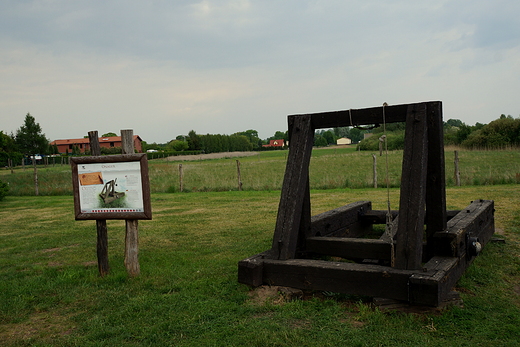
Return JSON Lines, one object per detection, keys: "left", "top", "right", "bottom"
{"left": 247, "top": 286, "right": 303, "bottom": 306}
{"left": 165, "top": 151, "right": 259, "bottom": 161}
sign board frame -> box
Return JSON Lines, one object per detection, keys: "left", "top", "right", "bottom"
{"left": 71, "top": 153, "right": 152, "bottom": 220}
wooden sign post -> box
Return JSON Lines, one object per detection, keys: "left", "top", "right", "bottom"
{"left": 71, "top": 129, "right": 151, "bottom": 277}
{"left": 88, "top": 131, "right": 109, "bottom": 276}
{"left": 121, "top": 129, "right": 140, "bottom": 276}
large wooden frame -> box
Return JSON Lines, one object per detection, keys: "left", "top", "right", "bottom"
{"left": 71, "top": 153, "right": 152, "bottom": 220}
{"left": 238, "top": 101, "right": 495, "bottom": 307}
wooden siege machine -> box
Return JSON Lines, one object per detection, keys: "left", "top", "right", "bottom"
{"left": 238, "top": 101, "right": 495, "bottom": 307}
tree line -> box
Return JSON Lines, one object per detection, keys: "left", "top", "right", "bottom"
{"left": 358, "top": 115, "right": 520, "bottom": 151}
{"left": 143, "top": 129, "right": 290, "bottom": 154}
{"left": 3, "top": 112, "right": 520, "bottom": 169}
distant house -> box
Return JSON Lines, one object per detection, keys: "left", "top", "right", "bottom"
{"left": 262, "top": 139, "right": 285, "bottom": 148}
{"left": 50, "top": 135, "right": 143, "bottom": 154}
{"left": 336, "top": 137, "right": 352, "bottom": 146}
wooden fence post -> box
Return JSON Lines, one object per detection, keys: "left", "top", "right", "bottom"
{"left": 179, "top": 164, "right": 184, "bottom": 192}
{"left": 236, "top": 160, "right": 243, "bottom": 191}
{"left": 454, "top": 150, "right": 461, "bottom": 186}
{"left": 121, "top": 129, "right": 140, "bottom": 277}
{"left": 33, "top": 156, "right": 39, "bottom": 196}
{"left": 88, "top": 130, "right": 110, "bottom": 277}
{"left": 372, "top": 154, "right": 377, "bottom": 188}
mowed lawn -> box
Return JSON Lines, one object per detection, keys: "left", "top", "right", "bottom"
{"left": 1, "top": 184, "right": 520, "bottom": 346}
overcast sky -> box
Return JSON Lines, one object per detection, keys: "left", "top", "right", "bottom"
{"left": 1, "top": 0, "right": 519, "bottom": 144}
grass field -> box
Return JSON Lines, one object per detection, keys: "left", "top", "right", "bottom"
{"left": 2, "top": 146, "right": 520, "bottom": 195}
{"left": 1, "top": 183, "right": 520, "bottom": 346}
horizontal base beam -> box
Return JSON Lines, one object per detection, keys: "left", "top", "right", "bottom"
{"left": 238, "top": 200, "right": 495, "bottom": 307}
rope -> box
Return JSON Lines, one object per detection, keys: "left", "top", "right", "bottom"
{"left": 383, "top": 102, "right": 391, "bottom": 216}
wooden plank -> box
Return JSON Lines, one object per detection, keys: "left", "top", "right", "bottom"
{"left": 270, "top": 115, "right": 314, "bottom": 260}
{"left": 395, "top": 103, "right": 428, "bottom": 270}
{"left": 310, "top": 201, "right": 372, "bottom": 237}
{"left": 306, "top": 237, "right": 392, "bottom": 260}
{"left": 262, "top": 258, "right": 413, "bottom": 301}
{"left": 425, "top": 101, "right": 447, "bottom": 258}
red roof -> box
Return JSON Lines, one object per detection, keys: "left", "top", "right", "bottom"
{"left": 263, "top": 139, "right": 285, "bottom": 147}
{"left": 50, "top": 135, "right": 141, "bottom": 145}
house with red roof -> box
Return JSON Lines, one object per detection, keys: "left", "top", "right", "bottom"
{"left": 50, "top": 135, "right": 143, "bottom": 154}
{"left": 262, "top": 139, "right": 285, "bottom": 148}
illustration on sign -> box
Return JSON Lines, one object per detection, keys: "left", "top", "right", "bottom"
{"left": 77, "top": 161, "right": 145, "bottom": 214}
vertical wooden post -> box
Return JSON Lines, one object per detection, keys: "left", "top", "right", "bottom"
{"left": 270, "top": 115, "right": 314, "bottom": 260}
{"left": 121, "top": 129, "right": 140, "bottom": 276}
{"left": 236, "top": 160, "right": 243, "bottom": 191}
{"left": 33, "top": 156, "right": 39, "bottom": 196}
{"left": 425, "top": 101, "right": 447, "bottom": 258}
{"left": 394, "top": 104, "right": 428, "bottom": 270}
{"left": 372, "top": 154, "right": 377, "bottom": 188}
{"left": 88, "top": 130, "right": 109, "bottom": 277}
{"left": 454, "top": 150, "right": 460, "bottom": 186}
{"left": 179, "top": 164, "right": 184, "bottom": 192}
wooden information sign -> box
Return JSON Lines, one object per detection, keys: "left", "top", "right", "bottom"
{"left": 71, "top": 154, "right": 152, "bottom": 220}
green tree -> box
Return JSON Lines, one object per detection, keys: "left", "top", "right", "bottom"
{"left": 445, "top": 119, "right": 464, "bottom": 128}
{"left": 314, "top": 134, "right": 327, "bottom": 147}
{"left": 322, "top": 130, "right": 335, "bottom": 145}
{"left": 187, "top": 130, "right": 201, "bottom": 150}
{"left": 102, "top": 132, "right": 117, "bottom": 137}
{"left": 15, "top": 113, "right": 49, "bottom": 156}
{"left": 462, "top": 117, "right": 519, "bottom": 148}
{"left": 349, "top": 128, "right": 365, "bottom": 143}
{"left": 235, "top": 130, "right": 261, "bottom": 149}
{"left": 168, "top": 140, "right": 189, "bottom": 151}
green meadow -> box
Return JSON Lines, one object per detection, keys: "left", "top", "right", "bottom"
{"left": 3, "top": 146, "right": 520, "bottom": 195}
{"left": 1, "top": 147, "right": 520, "bottom": 346}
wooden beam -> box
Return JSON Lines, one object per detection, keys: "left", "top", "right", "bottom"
{"left": 394, "top": 103, "right": 428, "bottom": 270}
{"left": 270, "top": 115, "right": 314, "bottom": 260}
{"left": 425, "top": 101, "right": 447, "bottom": 257}
{"left": 306, "top": 237, "right": 392, "bottom": 260}
{"left": 360, "top": 210, "right": 459, "bottom": 225}
{"left": 262, "top": 258, "right": 413, "bottom": 301}
{"left": 310, "top": 201, "right": 372, "bottom": 237}
{"left": 306, "top": 103, "right": 410, "bottom": 129}
{"left": 238, "top": 251, "right": 270, "bottom": 287}
{"left": 433, "top": 200, "right": 495, "bottom": 257}
{"left": 408, "top": 256, "right": 459, "bottom": 306}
